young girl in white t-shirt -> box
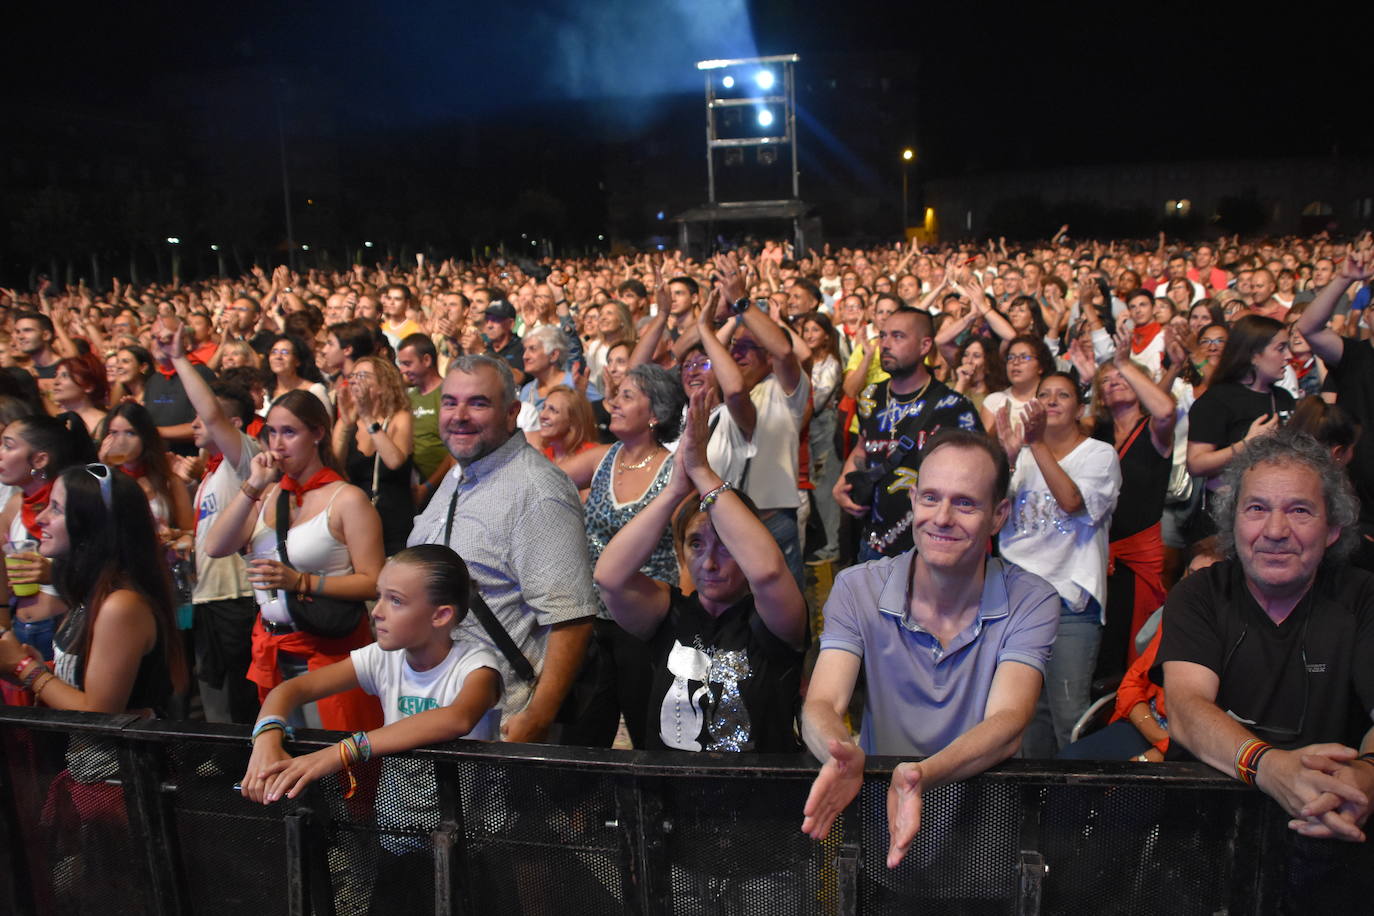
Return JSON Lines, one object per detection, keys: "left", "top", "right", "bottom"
{"left": 240, "top": 545, "right": 501, "bottom": 902}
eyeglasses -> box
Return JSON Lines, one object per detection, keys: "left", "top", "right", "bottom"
{"left": 1199, "top": 337, "right": 1227, "bottom": 346}
{"left": 729, "top": 342, "right": 763, "bottom": 357}
{"left": 1006, "top": 353, "right": 1037, "bottom": 364}
{"left": 269, "top": 348, "right": 295, "bottom": 357}
{"left": 84, "top": 463, "right": 113, "bottom": 511}
{"left": 682, "top": 358, "right": 712, "bottom": 372}
{"left": 348, "top": 372, "right": 375, "bottom": 382}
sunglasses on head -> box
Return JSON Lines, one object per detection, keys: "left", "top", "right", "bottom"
{"left": 83, "top": 463, "right": 113, "bottom": 511}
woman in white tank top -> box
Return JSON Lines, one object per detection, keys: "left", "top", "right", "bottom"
{"left": 204, "top": 390, "right": 385, "bottom": 732}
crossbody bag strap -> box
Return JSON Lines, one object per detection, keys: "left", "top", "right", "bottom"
{"left": 443, "top": 484, "right": 535, "bottom": 682}
{"left": 274, "top": 489, "right": 293, "bottom": 567}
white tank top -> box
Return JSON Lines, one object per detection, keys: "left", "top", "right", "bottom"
{"left": 249, "top": 484, "right": 354, "bottom": 624}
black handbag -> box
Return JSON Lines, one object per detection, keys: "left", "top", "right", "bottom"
{"left": 273, "top": 489, "right": 367, "bottom": 638}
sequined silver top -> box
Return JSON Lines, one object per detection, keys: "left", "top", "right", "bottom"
{"left": 585, "top": 442, "right": 678, "bottom": 618}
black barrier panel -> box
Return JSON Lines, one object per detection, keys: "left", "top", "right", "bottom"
{"left": 0, "top": 707, "right": 1298, "bottom": 916}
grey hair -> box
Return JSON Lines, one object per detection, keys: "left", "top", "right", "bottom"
{"left": 447, "top": 354, "right": 517, "bottom": 412}
{"left": 625, "top": 363, "right": 686, "bottom": 444}
{"left": 524, "top": 325, "right": 570, "bottom": 368}
{"left": 1211, "top": 430, "right": 1361, "bottom": 565}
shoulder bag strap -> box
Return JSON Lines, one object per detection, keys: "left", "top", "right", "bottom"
{"left": 443, "top": 485, "right": 535, "bottom": 682}
{"left": 274, "top": 489, "right": 293, "bottom": 567}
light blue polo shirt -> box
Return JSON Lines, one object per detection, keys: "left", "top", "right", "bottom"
{"left": 819, "top": 554, "right": 1059, "bottom": 757}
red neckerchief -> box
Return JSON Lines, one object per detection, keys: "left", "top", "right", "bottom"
{"left": 1290, "top": 356, "right": 1315, "bottom": 379}
{"left": 246, "top": 417, "right": 264, "bottom": 439}
{"left": 1131, "top": 322, "right": 1162, "bottom": 354}
{"left": 20, "top": 482, "right": 52, "bottom": 540}
{"left": 204, "top": 453, "right": 224, "bottom": 476}
{"left": 154, "top": 362, "right": 177, "bottom": 379}
{"left": 118, "top": 460, "right": 147, "bottom": 480}
{"left": 280, "top": 468, "right": 343, "bottom": 507}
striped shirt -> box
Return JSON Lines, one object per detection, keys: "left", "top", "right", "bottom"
{"left": 408, "top": 431, "right": 597, "bottom": 719}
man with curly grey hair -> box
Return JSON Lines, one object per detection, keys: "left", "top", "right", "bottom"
{"left": 1157, "top": 431, "right": 1374, "bottom": 907}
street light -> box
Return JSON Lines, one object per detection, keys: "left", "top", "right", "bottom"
{"left": 901, "top": 148, "right": 915, "bottom": 233}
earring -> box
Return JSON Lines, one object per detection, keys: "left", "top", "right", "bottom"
{"left": 30, "top": 467, "right": 46, "bottom": 481}
{"left": 648, "top": 418, "right": 657, "bottom": 428}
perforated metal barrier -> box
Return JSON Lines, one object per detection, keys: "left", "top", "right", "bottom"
{"left": 0, "top": 707, "right": 1297, "bottom": 915}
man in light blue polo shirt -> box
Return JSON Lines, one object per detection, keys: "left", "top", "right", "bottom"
{"left": 801, "top": 429, "right": 1059, "bottom": 868}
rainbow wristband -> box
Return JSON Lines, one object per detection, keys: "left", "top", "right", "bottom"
{"left": 1235, "top": 737, "right": 1273, "bottom": 786}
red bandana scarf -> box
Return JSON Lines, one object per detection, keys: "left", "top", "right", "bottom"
{"left": 280, "top": 468, "right": 343, "bottom": 507}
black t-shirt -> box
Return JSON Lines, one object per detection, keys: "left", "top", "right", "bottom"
{"left": 1095, "top": 418, "right": 1170, "bottom": 541}
{"left": 1187, "top": 380, "right": 1296, "bottom": 451}
{"left": 1324, "top": 340, "right": 1374, "bottom": 524}
{"left": 145, "top": 364, "right": 217, "bottom": 456}
{"left": 1154, "top": 559, "right": 1374, "bottom": 752}
{"left": 855, "top": 377, "right": 982, "bottom": 556}
{"left": 486, "top": 336, "right": 524, "bottom": 378}
{"left": 642, "top": 589, "right": 804, "bottom": 754}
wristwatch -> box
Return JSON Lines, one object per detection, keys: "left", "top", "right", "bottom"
{"left": 730, "top": 296, "right": 750, "bottom": 316}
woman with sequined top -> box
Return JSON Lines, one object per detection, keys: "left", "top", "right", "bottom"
{"left": 557, "top": 362, "right": 686, "bottom": 747}
{"left": 594, "top": 389, "right": 806, "bottom": 754}
{"left": 994, "top": 372, "right": 1122, "bottom": 758}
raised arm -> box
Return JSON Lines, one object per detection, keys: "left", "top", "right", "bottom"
{"left": 204, "top": 452, "right": 278, "bottom": 557}
{"left": 696, "top": 305, "right": 756, "bottom": 440}
{"left": 714, "top": 253, "right": 802, "bottom": 394}
{"left": 1019, "top": 400, "right": 1086, "bottom": 515}
{"left": 1294, "top": 249, "right": 1374, "bottom": 366}
{"left": 842, "top": 333, "right": 877, "bottom": 399}
{"left": 629, "top": 282, "right": 672, "bottom": 368}
{"left": 164, "top": 321, "right": 246, "bottom": 467}
{"left": 593, "top": 460, "right": 687, "bottom": 639}
{"left": 1111, "top": 331, "right": 1177, "bottom": 456}
{"left": 680, "top": 389, "right": 805, "bottom": 647}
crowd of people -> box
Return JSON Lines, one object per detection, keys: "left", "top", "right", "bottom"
{"left": 0, "top": 228, "right": 1372, "bottom": 903}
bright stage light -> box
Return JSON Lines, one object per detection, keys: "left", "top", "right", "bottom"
{"left": 755, "top": 70, "right": 775, "bottom": 90}
{"left": 757, "top": 109, "right": 774, "bottom": 128}
{"left": 721, "top": 75, "right": 735, "bottom": 89}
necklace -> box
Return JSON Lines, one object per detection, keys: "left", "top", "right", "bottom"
{"left": 890, "top": 376, "right": 932, "bottom": 404}
{"left": 618, "top": 445, "right": 660, "bottom": 472}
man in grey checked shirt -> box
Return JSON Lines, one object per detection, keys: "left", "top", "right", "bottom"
{"left": 408, "top": 354, "right": 595, "bottom": 743}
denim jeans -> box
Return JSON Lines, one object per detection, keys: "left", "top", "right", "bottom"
{"left": 762, "top": 508, "right": 803, "bottom": 591}
{"left": 808, "top": 409, "right": 842, "bottom": 562}
{"left": 13, "top": 615, "right": 57, "bottom": 661}
{"left": 1023, "top": 597, "right": 1102, "bottom": 758}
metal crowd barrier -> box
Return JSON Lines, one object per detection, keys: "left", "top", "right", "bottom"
{"left": 0, "top": 706, "right": 1291, "bottom": 915}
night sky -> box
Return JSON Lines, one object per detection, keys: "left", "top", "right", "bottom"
{"left": 5, "top": 0, "right": 1368, "bottom": 268}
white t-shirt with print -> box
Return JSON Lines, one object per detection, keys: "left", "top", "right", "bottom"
{"left": 350, "top": 638, "right": 502, "bottom": 851}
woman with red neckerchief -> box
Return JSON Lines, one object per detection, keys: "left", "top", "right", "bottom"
{"left": 95, "top": 402, "right": 194, "bottom": 539}
{"left": 0, "top": 414, "right": 94, "bottom": 661}
{"left": 204, "top": 389, "right": 384, "bottom": 732}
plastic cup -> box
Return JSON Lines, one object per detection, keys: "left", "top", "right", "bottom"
{"left": 5, "top": 539, "right": 39, "bottom": 597}
{"left": 246, "top": 544, "right": 279, "bottom": 607}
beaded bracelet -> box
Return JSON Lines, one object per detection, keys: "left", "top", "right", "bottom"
{"left": 698, "top": 481, "right": 733, "bottom": 513}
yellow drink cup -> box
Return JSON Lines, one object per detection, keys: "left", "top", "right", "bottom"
{"left": 5, "top": 538, "right": 39, "bottom": 597}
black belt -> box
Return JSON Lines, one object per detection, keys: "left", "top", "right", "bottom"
{"left": 260, "top": 617, "right": 296, "bottom": 636}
